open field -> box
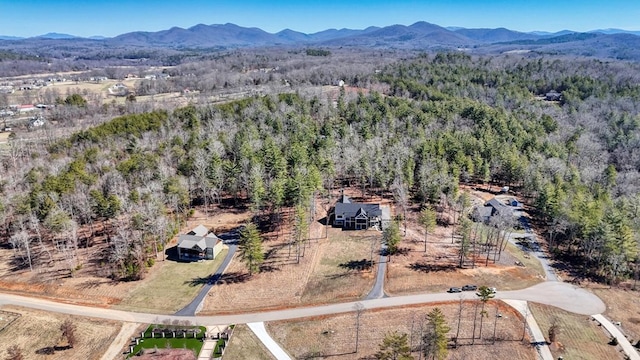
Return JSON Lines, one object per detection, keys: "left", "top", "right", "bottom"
{"left": 529, "top": 302, "right": 622, "bottom": 360}
{"left": 200, "top": 222, "right": 377, "bottom": 314}
{"left": 300, "top": 229, "right": 379, "bottom": 303}
{"left": 267, "top": 301, "right": 537, "bottom": 360}
{"left": 6, "top": 78, "right": 139, "bottom": 103}
{"left": 222, "top": 324, "right": 276, "bottom": 360}
{"left": 0, "top": 305, "right": 121, "bottom": 360}
{"left": 116, "top": 248, "right": 229, "bottom": 314}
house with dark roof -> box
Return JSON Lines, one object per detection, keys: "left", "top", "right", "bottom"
{"left": 472, "top": 198, "right": 513, "bottom": 223}
{"left": 332, "top": 195, "right": 383, "bottom": 230}
{"left": 176, "top": 225, "right": 223, "bottom": 261}
{"left": 545, "top": 90, "right": 563, "bottom": 101}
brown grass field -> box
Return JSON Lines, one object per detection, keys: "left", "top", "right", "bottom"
{"left": 529, "top": 302, "right": 622, "bottom": 360}
{"left": 0, "top": 305, "right": 121, "bottom": 360}
{"left": 588, "top": 284, "right": 640, "bottom": 343}
{"left": 267, "top": 301, "right": 537, "bottom": 360}
{"left": 222, "top": 324, "right": 276, "bottom": 360}
{"left": 385, "top": 206, "right": 545, "bottom": 296}
{"left": 200, "top": 216, "right": 378, "bottom": 314}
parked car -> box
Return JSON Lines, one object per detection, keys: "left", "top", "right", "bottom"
{"left": 462, "top": 284, "right": 477, "bottom": 291}
{"left": 448, "top": 287, "right": 462, "bottom": 293}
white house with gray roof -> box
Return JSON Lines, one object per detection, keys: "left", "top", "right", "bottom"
{"left": 176, "top": 225, "right": 223, "bottom": 261}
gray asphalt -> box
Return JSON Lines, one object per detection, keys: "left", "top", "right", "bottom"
{"left": 174, "top": 231, "right": 239, "bottom": 316}
{"left": 510, "top": 208, "right": 559, "bottom": 281}
{"left": 365, "top": 242, "right": 387, "bottom": 299}
{"left": 0, "top": 281, "right": 605, "bottom": 326}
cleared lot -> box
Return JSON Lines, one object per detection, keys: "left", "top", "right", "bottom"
{"left": 0, "top": 305, "right": 121, "bottom": 360}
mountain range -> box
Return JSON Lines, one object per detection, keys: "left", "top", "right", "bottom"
{"left": 1, "top": 21, "right": 640, "bottom": 61}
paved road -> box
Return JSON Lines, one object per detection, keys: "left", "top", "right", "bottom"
{"left": 510, "top": 208, "right": 559, "bottom": 281}
{"left": 504, "top": 300, "right": 554, "bottom": 360}
{"left": 174, "top": 230, "right": 240, "bottom": 316}
{"left": 100, "top": 322, "right": 140, "bottom": 360}
{"left": 0, "top": 281, "right": 605, "bottom": 327}
{"left": 593, "top": 314, "right": 640, "bottom": 360}
{"left": 248, "top": 322, "right": 292, "bottom": 360}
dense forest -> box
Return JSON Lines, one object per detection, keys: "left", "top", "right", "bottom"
{"left": 1, "top": 52, "right": 638, "bottom": 283}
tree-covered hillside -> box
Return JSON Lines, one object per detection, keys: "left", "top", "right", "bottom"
{"left": 1, "top": 53, "right": 638, "bottom": 283}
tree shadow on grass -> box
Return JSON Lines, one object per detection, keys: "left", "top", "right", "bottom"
{"left": 259, "top": 264, "right": 280, "bottom": 273}
{"left": 339, "top": 259, "right": 372, "bottom": 272}
{"left": 184, "top": 276, "right": 209, "bottom": 287}
{"left": 75, "top": 279, "right": 110, "bottom": 290}
{"left": 214, "top": 271, "right": 251, "bottom": 285}
{"left": 409, "top": 262, "right": 456, "bottom": 273}
{"left": 382, "top": 247, "right": 411, "bottom": 257}
{"left": 35, "top": 346, "right": 71, "bottom": 355}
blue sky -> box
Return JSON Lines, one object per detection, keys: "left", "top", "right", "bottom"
{"left": 1, "top": 0, "right": 639, "bottom": 37}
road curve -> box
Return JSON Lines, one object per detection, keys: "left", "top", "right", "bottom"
{"left": 0, "top": 281, "right": 604, "bottom": 326}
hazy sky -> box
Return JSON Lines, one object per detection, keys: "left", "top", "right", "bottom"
{"left": 1, "top": 0, "right": 639, "bottom": 37}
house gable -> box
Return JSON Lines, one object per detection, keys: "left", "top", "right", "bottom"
{"left": 332, "top": 195, "right": 383, "bottom": 230}
{"left": 177, "top": 226, "right": 222, "bottom": 260}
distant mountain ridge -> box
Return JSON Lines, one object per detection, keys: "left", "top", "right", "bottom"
{"left": 3, "top": 22, "right": 639, "bottom": 45}
{"left": 36, "top": 32, "right": 78, "bottom": 39}
{"left": 2, "top": 22, "right": 640, "bottom": 61}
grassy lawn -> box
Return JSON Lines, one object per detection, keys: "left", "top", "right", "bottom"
{"left": 117, "top": 248, "right": 228, "bottom": 314}
{"left": 529, "top": 303, "right": 619, "bottom": 360}
{"left": 301, "top": 229, "right": 378, "bottom": 303}
{"left": 128, "top": 325, "right": 206, "bottom": 358}
{"left": 222, "top": 324, "right": 276, "bottom": 360}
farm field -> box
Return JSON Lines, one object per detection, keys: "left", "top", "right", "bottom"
{"left": 529, "top": 302, "right": 621, "bottom": 360}
{"left": 267, "top": 301, "right": 537, "bottom": 360}
{"left": 0, "top": 305, "right": 121, "bottom": 360}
